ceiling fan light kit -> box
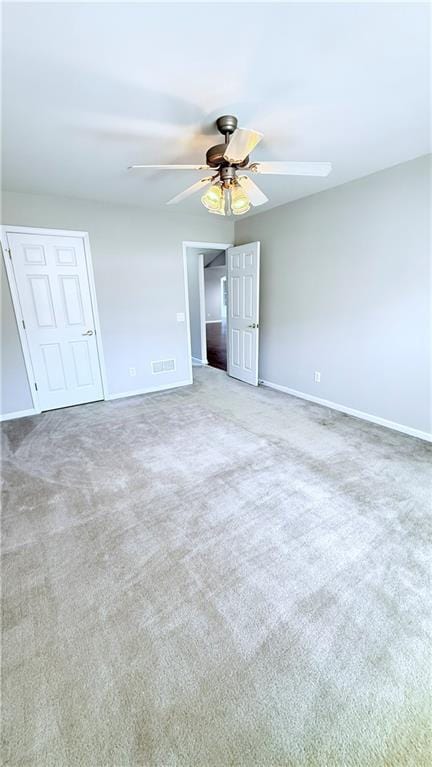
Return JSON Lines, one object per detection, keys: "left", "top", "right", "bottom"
{"left": 201, "top": 180, "right": 251, "bottom": 217}
{"left": 129, "top": 115, "right": 332, "bottom": 215}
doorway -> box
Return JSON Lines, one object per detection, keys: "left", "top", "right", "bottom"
{"left": 204, "top": 250, "right": 227, "bottom": 371}
{"left": 183, "top": 239, "right": 261, "bottom": 386}
{"left": 185, "top": 244, "right": 228, "bottom": 372}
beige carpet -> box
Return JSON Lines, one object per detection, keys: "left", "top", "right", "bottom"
{"left": 1, "top": 366, "right": 431, "bottom": 766}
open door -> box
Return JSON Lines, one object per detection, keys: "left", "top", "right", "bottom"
{"left": 227, "top": 242, "right": 260, "bottom": 386}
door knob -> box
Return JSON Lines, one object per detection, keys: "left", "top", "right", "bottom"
{"left": 248, "top": 323, "right": 258, "bottom": 329}
{"left": 82, "top": 330, "right": 94, "bottom": 336}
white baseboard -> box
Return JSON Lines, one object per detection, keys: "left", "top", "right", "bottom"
{"left": 0, "top": 407, "right": 38, "bottom": 422}
{"left": 205, "top": 320, "right": 222, "bottom": 324}
{"left": 192, "top": 357, "right": 208, "bottom": 366}
{"left": 106, "top": 378, "right": 192, "bottom": 402}
{"left": 0, "top": 381, "right": 193, "bottom": 418}
{"left": 259, "top": 379, "right": 432, "bottom": 443}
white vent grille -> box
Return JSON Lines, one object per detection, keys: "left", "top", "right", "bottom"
{"left": 151, "top": 358, "right": 176, "bottom": 374}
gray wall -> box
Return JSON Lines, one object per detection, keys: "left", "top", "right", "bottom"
{"left": 206, "top": 252, "right": 225, "bottom": 268}
{"left": 205, "top": 266, "right": 226, "bottom": 321}
{"left": 1, "top": 191, "right": 234, "bottom": 414}
{"left": 1, "top": 259, "right": 33, "bottom": 412}
{"left": 235, "top": 155, "right": 431, "bottom": 434}
{"left": 2, "top": 156, "right": 430, "bottom": 434}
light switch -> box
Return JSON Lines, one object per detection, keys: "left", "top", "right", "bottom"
{"left": 176, "top": 312, "right": 185, "bottom": 323}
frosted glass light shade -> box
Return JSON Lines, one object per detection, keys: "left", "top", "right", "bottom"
{"left": 201, "top": 184, "right": 223, "bottom": 211}
{"left": 230, "top": 183, "right": 250, "bottom": 215}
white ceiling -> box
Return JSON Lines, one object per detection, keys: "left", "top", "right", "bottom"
{"left": 2, "top": 2, "right": 430, "bottom": 218}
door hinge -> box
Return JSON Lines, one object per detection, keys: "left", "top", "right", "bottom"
{"left": 7, "top": 248, "right": 11, "bottom": 260}
{"left": 22, "top": 319, "right": 26, "bottom": 330}
{"left": 34, "top": 382, "right": 38, "bottom": 391}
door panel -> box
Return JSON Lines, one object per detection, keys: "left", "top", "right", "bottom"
{"left": 23, "top": 244, "right": 46, "bottom": 265}
{"left": 55, "top": 246, "right": 77, "bottom": 266}
{"left": 29, "top": 275, "right": 56, "bottom": 327}
{"left": 231, "top": 276, "right": 240, "bottom": 317}
{"left": 70, "top": 341, "right": 93, "bottom": 387}
{"left": 244, "top": 274, "right": 253, "bottom": 319}
{"left": 231, "top": 328, "right": 241, "bottom": 367}
{"left": 243, "top": 331, "right": 253, "bottom": 371}
{"left": 7, "top": 232, "right": 104, "bottom": 411}
{"left": 60, "top": 275, "right": 85, "bottom": 325}
{"left": 41, "top": 343, "right": 67, "bottom": 391}
{"left": 227, "top": 242, "right": 260, "bottom": 386}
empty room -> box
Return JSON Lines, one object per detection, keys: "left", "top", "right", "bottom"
{"left": 1, "top": 2, "right": 431, "bottom": 766}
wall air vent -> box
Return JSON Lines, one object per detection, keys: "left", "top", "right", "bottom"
{"left": 151, "top": 359, "right": 176, "bottom": 374}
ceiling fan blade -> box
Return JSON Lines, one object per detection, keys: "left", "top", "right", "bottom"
{"left": 223, "top": 128, "right": 263, "bottom": 164}
{"left": 249, "top": 161, "right": 332, "bottom": 177}
{"left": 238, "top": 176, "right": 268, "bottom": 206}
{"left": 167, "top": 177, "right": 213, "bottom": 205}
{"left": 129, "top": 164, "right": 211, "bottom": 171}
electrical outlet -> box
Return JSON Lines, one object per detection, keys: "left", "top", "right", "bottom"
{"left": 314, "top": 371, "right": 321, "bottom": 383}
{"left": 129, "top": 367, "right": 136, "bottom": 377}
{"left": 176, "top": 312, "right": 185, "bottom": 323}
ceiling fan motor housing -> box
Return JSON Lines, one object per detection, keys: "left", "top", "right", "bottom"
{"left": 206, "top": 115, "right": 249, "bottom": 169}
{"left": 206, "top": 144, "right": 248, "bottom": 169}
{"left": 206, "top": 145, "right": 250, "bottom": 169}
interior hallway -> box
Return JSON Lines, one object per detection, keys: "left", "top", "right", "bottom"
{"left": 206, "top": 320, "right": 227, "bottom": 371}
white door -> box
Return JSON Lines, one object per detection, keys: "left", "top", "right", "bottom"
{"left": 7, "top": 232, "right": 104, "bottom": 411}
{"left": 227, "top": 242, "right": 260, "bottom": 386}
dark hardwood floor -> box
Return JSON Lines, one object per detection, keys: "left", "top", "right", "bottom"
{"left": 206, "top": 321, "right": 227, "bottom": 371}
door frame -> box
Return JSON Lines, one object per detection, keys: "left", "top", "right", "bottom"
{"left": 182, "top": 240, "right": 233, "bottom": 380}
{"left": 220, "top": 274, "right": 227, "bottom": 320}
{"left": 1, "top": 225, "right": 108, "bottom": 414}
{"left": 197, "top": 253, "right": 208, "bottom": 365}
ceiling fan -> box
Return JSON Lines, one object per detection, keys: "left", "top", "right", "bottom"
{"left": 129, "top": 115, "right": 332, "bottom": 216}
